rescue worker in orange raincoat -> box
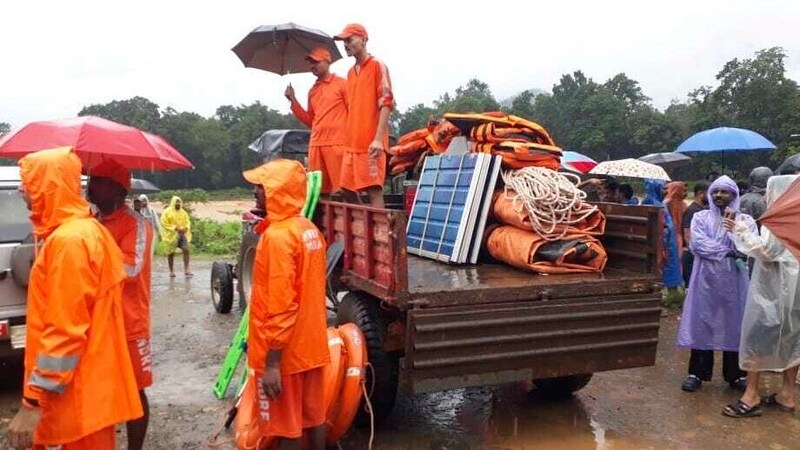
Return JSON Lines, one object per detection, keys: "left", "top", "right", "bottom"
{"left": 6, "top": 147, "right": 142, "bottom": 449}
{"left": 334, "top": 23, "right": 395, "bottom": 208}
{"left": 285, "top": 46, "right": 349, "bottom": 198}
{"left": 87, "top": 160, "right": 154, "bottom": 450}
{"left": 242, "top": 159, "right": 329, "bottom": 449}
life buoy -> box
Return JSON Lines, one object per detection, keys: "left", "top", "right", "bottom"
{"left": 322, "top": 327, "right": 345, "bottom": 418}
{"left": 234, "top": 373, "right": 275, "bottom": 450}
{"left": 326, "top": 323, "right": 368, "bottom": 445}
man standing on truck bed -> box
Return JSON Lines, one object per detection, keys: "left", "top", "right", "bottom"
{"left": 6, "top": 147, "right": 142, "bottom": 449}
{"left": 87, "top": 160, "right": 154, "bottom": 450}
{"left": 285, "top": 47, "right": 349, "bottom": 198}
{"left": 677, "top": 175, "right": 756, "bottom": 393}
{"left": 335, "top": 23, "right": 395, "bottom": 208}
{"left": 242, "top": 159, "right": 330, "bottom": 449}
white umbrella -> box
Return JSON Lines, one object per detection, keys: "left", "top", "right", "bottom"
{"left": 589, "top": 158, "right": 671, "bottom": 181}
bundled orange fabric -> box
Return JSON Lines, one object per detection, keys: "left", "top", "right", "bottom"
{"left": 492, "top": 190, "right": 606, "bottom": 237}
{"left": 486, "top": 225, "right": 607, "bottom": 274}
{"left": 388, "top": 119, "right": 460, "bottom": 175}
{"left": 664, "top": 182, "right": 687, "bottom": 252}
{"left": 243, "top": 159, "right": 330, "bottom": 376}
{"left": 18, "top": 147, "right": 142, "bottom": 446}
{"left": 445, "top": 112, "right": 562, "bottom": 170}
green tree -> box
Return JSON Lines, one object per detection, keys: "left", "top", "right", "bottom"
{"left": 0, "top": 122, "right": 10, "bottom": 134}
{"left": 397, "top": 103, "right": 436, "bottom": 135}
{"left": 434, "top": 78, "right": 500, "bottom": 114}
{"left": 508, "top": 90, "right": 537, "bottom": 119}
{"left": 79, "top": 96, "right": 162, "bottom": 132}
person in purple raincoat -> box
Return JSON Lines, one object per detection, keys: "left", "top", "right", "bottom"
{"left": 677, "top": 175, "right": 757, "bottom": 392}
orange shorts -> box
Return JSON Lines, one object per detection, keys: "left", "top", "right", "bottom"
{"left": 340, "top": 150, "right": 386, "bottom": 192}
{"left": 309, "top": 144, "right": 345, "bottom": 194}
{"left": 128, "top": 338, "right": 153, "bottom": 389}
{"left": 34, "top": 426, "right": 115, "bottom": 450}
{"left": 254, "top": 367, "right": 326, "bottom": 439}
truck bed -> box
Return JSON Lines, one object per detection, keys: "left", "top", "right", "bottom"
{"left": 407, "top": 255, "right": 658, "bottom": 304}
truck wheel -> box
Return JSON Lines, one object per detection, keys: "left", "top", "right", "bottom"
{"left": 337, "top": 292, "right": 399, "bottom": 425}
{"left": 210, "top": 261, "right": 234, "bottom": 314}
{"left": 236, "top": 231, "right": 260, "bottom": 310}
{"left": 532, "top": 374, "right": 593, "bottom": 398}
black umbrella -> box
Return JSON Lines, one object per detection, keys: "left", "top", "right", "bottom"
{"left": 776, "top": 154, "right": 800, "bottom": 175}
{"left": 638, "top": 152, "right": 692, "bottom": 170}
{"left": 232, "top": 23, "right": 342, "bottom": 75}
{"left": 131, "top": 178, "right": 160, "bottom": 194}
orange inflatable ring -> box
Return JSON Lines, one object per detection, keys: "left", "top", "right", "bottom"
{"left": 234, "top": 373, "right": 275, "bottom": 450}
{"left": 326, "top": 323, "right": 367, "bottom": 445}
{"left": 322, "top": 328, "right": 346, "bottom": 418}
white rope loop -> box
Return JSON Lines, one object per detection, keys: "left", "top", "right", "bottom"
{"left": 501, "top": 167, "right": 598, "bottom": 241}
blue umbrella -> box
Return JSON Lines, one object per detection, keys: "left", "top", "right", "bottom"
{"left": 676, "top": 127, "right": 776, "bottom": 153}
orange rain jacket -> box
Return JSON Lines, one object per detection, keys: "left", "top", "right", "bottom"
{"left": 344, "top": 55, "right": 394, "bottom": 154}
{"left": 18, "top": 147, "right": 142, "bottom": 445}
{"left": 290, "top": 73, "right": 349, "bottom": 147}
{"left": 100, "top": 206, "right": 154, "bottom": 341}
{"left": 243, "top": 159, "right": 330, "bottom": 375}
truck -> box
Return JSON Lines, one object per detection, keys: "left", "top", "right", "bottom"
{"left": 315, "top": 197, "right": 664, "bottom": 423}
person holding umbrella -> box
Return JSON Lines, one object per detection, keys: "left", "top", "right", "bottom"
{"left": 722, "top": 174, "right": 800, "bottom": 418}
{"left": 87, "top": 160, "right": 154, "bottom": 449}
{"left": 677, "top": 176, "right": 756, "bottom": 393}
{"left": 284, "top": 47, "right": 349, "bottom": 198}
{"left": 335, "top": 23, "right": 395, "bottom": 208}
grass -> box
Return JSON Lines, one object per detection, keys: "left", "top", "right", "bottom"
{"left": 662, "top": 287, "right": 686, "bottom": 309}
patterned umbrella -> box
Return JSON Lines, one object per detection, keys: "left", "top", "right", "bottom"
{"left": 561, "top": 151, "right": 598, "bottom": 173}
{"left": 589, "top": 158, "right": 671, "bottom": 181}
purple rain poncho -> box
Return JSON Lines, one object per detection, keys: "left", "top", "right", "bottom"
{"left": 677, "top": 176, "right": 757, "bottom": 351}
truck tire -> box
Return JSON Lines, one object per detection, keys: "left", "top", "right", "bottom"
{"left": 210, "top": 261, "right": 234, "bottom": 314}
{"left": 533, "top": 374, "right": 593, "bottom": 398}
{"left": 236, "top": 230, "right": 260, "bottom": 310}
{"left": 336, "top": 292, "right": 399, "bottom": 426}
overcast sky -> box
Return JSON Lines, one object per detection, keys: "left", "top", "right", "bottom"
{"left": 2, "top": 0, "right": 799, "bottom": 128}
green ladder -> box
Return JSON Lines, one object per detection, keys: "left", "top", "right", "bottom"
{"left": 213, "top": 170, "right": 323, "bottom": 400}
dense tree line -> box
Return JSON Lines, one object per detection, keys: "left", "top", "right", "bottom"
{"left": 3, "top": 47, "right": 798, "bottom": 188}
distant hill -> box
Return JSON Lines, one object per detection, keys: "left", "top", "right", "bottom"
{"left": 500, "top": 88, "right": 548, "bottom": 108}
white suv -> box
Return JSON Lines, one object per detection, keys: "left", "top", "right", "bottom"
{"left": 0, "top": 166, "right": 35, "bottom": 357}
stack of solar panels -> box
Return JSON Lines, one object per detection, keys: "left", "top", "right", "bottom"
{"left": 406, "top": 153, "right": 501, "bottom": 264}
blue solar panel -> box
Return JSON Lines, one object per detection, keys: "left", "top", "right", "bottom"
{"left": 407, "top": 153, "right": 500, "bottom": 263}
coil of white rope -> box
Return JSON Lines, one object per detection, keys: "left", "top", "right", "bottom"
{"left": 501, "top": 167, "right": 598, "bottom": 241}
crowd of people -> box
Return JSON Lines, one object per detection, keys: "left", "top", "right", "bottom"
{"left": 584, "top": 166, "right": 800, "bottom": 419}
{"left": 5, "top": 22, "right": 388, "bottom": 450}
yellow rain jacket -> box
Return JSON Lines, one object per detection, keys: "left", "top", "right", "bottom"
{"left": 159, "top": 196, "right": 191, "bottom": 251}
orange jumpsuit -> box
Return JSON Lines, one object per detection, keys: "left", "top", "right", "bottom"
{"left": 99, "top": 205, "right": 154, "bottom": 389}
{"left": 243, "top": 159, "right": 330, "bottom": 439}
{"left": 341, "top": 55, "right": 395, "bottom": 191}
{"left": 18, "top": 147, "right": 142, "bottom": 449}
{"left": 290, "top": 73, "right": 349, "bottom": 194}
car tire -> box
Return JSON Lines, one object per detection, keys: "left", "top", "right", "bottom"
{"left": 210, "top": 261, "right": 234, "bottom": 314}
{"left": 236, "top": 230, "right": 260, "bottom": 310}
{"left": 532, "top": 374, "right": 593, "bottom": 398}
{"left": 336, "top": 292, "right": 399, "bottom": 425}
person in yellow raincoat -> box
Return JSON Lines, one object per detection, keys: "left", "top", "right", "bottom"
{"left": 159, "top": 196, "right": 192, "bottom": 277}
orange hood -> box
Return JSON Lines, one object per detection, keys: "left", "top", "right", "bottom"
{"left": 243, "top": 159, "right": 307, "bottom": 222}
{"left": 18, "top": 147, "right": 91, "bottom": 238}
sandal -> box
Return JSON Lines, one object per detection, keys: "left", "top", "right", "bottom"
{"left": 185, "top": 272, "right": 194, "bottom": 278}
{"left": 723, "top": 400, "right": 762, "bottom": 418}
{"left": 761, "top": 393, "right": 796, "bottom": 413}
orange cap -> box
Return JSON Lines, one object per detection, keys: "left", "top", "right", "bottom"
{"left": 89, "top": 159, "right": 131, "bottom": 191}
{"left": 334, "top": 23, "right": 368, "bottom": 41}
{"left": 306, "top": 47, "right": 332, "bottom": 63}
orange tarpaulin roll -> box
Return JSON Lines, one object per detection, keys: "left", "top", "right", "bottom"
{"left": 486, "top": 225, "right": 608, "bottom": 274}
{"left": 492, "top": 190, "right": 606, "bottom": 237}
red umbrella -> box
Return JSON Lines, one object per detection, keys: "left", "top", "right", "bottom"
{"left": 0, "top": 116, "right": 193, "bottom": 171}
{"left": 758, "top": 176, "right": 800, "bottom": 261}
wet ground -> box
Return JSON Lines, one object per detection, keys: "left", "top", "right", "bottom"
{"left": 2, "top": 259, "right": 800, "bottom": 449}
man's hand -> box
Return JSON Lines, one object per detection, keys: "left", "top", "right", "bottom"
{"left": 284, "top": 85, "right": 296, "bottom": 102}
{"left": 261, "top": 367, "right": 282, "bottom": 400}
{"left": 7, "top": 406, "right": 42, "bottom": 448}
{"left": 368, "top": 139, "right": 383, "bottom": 159}
{"left": 722, "top": 218, "right": 736, "bottom": 231}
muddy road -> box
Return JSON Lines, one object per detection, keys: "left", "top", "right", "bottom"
{"left": 2, "top": 259, "right": 800, "bottom": 449}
